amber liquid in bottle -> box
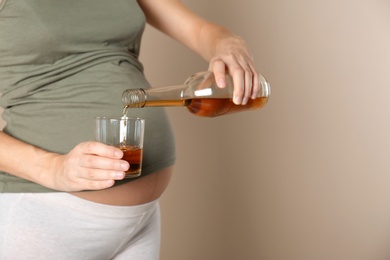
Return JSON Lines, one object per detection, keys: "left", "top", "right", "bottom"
{"left": 124, "top": 96, "right": 268, "bottom": 118}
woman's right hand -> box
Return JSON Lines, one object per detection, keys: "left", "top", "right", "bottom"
{"left": 42, "top": 141, "right": 129, "bottom": 192}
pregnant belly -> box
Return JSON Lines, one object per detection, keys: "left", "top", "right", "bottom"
{"left": 69, "top": 166, "right": 173, "bottom": 206}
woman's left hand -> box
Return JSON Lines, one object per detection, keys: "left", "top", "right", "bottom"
{"left": 208, "top": 35, "right": 260, "bottom": 105}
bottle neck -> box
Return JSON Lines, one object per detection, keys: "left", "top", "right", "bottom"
{"left": 122, "top": 89, "right": 147, "bottom": 108}
{"left": 122, "top": 85, "right": 189, "bottom": 108}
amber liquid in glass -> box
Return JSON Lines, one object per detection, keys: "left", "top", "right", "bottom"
{"left": 119, "top": 145, "right": 143, "bottom": 177}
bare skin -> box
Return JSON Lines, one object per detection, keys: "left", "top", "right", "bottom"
{"left": 71, "top": 166, "right": 174, "bottom": 206}
{"left": 0, "top": 0, "right": 262, "bottom": 205}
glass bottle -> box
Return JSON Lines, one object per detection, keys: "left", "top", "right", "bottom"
{"left": 122, "top": 71, "right": 270, "bottom": 118}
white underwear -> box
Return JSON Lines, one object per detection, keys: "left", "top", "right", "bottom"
{"left": 0, "top": 193, "right": 160, "bottom": 260}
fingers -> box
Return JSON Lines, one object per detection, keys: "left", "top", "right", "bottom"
{"left": 75, "top": 179, "right": 117, "bottom": 191}
{"left": 231, "top": 65, "right": 251, "bottom": 105}
{"left": 251, "top": 66, "right": 261, "bottom": 100}
{"left": 211, "top": 58, "right": 259, "bottom": 105}
{"left": 79, "top": 152, "right": 129, "bottom": 172}
{"left": 208, "top": 36, "right": 261, "bottom": 105}
{"left": 51, "top": 142, "right": 131, "bottom": 191}
{"left": 209, "top": 58, "right": 227, "bottom": 88}
{"left": 209, "top": 54, "right": 260, "bottom": 105}
{"left": 75, "top": 141, "right": 129, "bottom": 174}
{"left": 77, "top": 141, "right": 123, "bottom": 159}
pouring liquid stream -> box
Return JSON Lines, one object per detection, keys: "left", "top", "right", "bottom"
{"left": 120, "top": 107, "right": 128, "bottom": 146}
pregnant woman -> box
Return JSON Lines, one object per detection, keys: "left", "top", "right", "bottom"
{"left": 0, "top": 0, "right": 262, "bottom": 259}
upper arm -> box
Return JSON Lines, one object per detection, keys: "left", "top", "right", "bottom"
{"left": 137, "top": 0, "right": 207, "bottom": 52}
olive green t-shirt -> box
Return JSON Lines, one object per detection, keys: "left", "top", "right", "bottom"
{"left": 0, "top": 0, "right": 176, "bottom": 192}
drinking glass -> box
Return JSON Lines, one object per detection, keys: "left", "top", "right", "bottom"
{"left": 95, "top": 117, "right": 145, "bottom": 178}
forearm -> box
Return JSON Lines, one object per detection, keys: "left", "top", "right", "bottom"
{"left": 0, "top": 131, "right": 57, "bottom": 186}
{"left": 139, "top": 0, "right": 238, "bottom": 61}
{"left": 0, "top": 130, "right": 129, "bottom": 191}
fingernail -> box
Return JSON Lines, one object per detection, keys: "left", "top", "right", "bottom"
{"left": 105, "top": 180, "right": 115, "bottom": 187}
{"left": 115, "top": 150, "right": 123, "bottom": 158}
{"left": 121, "top": 162, "right": 129, "bottom": 170}
{"left": 218, "top": 79, "right": 226, "bottom": 88}
{"left": 113, "top": 172, "right": 125, "bottom": 179}
{"left": 233, "top": 96, "right": 241, "bottom": 104}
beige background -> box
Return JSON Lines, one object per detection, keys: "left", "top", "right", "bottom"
{"left": 2, "top": 0, "right": 390, "bottom": 259}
